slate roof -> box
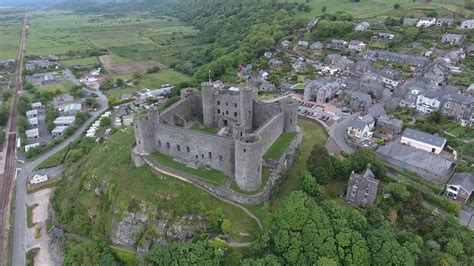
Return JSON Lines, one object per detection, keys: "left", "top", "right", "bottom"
{"left": 367, "top": 103, "right": 386, "bottom": 118}
{"left": 360, "top": 114, "right": 374, "bottom": 124}
{"left": 377, "top": 115, "right": 403, "bottom": 128}
{"left": 448, "top": 173, "right": 474, "bottom": 193}
{"left": 377, "top": 142, "right": 455, "bottom": 178}
{"left": 349, "top": 91, "right": 372, "bottom": 103}
{"left": 402, "top": 128, "right": 446, "bottom": 148}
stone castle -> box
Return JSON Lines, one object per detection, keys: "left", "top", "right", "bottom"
{"left": 133, "top": 82, "right": 299, "bottom": 192}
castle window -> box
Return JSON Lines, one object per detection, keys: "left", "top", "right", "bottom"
{"left": 244, "top": 149, "right": 246, "bottom": 153}
{"left": 177, "top": 144, "right": 181, "bottom": 151}
{"left": 166, "top": 142, "right": 170, "bottom": 149}
{"left": 217, "top": 100, "right": 220, "bottom": 105}
{"left": 234, "top": 112, "right": 237, "bottom": 117}
{"left": 158, "top": 140, "right": 161, "bottom": 147}
{"left": 208, "top": 152, "right": 212, "bottom": 159}
{"left": 290, "top": 118, "right": 293, "bottom": 124}
{"left": 219, "top": 155, "right": 223, "bottom": 161}
{"left": 234, "top": 103, "right": 237, "bottom": 108}
{"left": 195, "top": 155, "right": 198, "bottom": 159}
{"left": 187, "top": 146, "right": 190, "bottom": 153}
{"left": 138, "top": 140, "right": 141, "bottom": 144}
{"left": 217, "top": 109, "right": 220, "bottom": 114}
{"left": 201, "top": 154, "right": 204, "bottom": 159}
{"left": 226, "top": 110, "right": 229, "bottom": 115}
{"left": 226, "top": 102, "right": 229, "bottom": 106}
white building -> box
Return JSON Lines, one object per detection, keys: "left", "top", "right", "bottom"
{"left": 460, "top": 19, "right": 474, "bottom": 29}
{"left": 122, "top": 115, "right": 134, "bottom": 126}
{"left": 52, "top": 126, "right": 68, "bottom": 136}
{"left": 28, "top": 117, "right": 38, "bottom": 127}
{"left": 297, "top": 40, "right": 309, "bottom": 48}
{"left": 30, "top": 174, "right": 48, "bottom": 185}
{"left": 347, "top": 114, "right": 375, "bottom": 139}
{"left": 25, "top": 142, "right": 40, "bottom": 152}
{"left": 26, "top": 109, "right": 38, "bottom": 119}
{"left": 417, "top": 17, "right": 436, "bottom": 28}
{"left": 26, "top": 128, "right": 39, "bottom": 140}
{"left": 53, "top": 116, "right": 76, "bottom": 126}
{"left": 416, "top": 91, "right": 441, "bottom": 114}
{"left": 63, "top": 103, "right": 82, "bottom": 115}
{"left": 31, "top": 102, "right": 42, "bottom": 109}
{"left": 400, "top": 128, "right": 446, "bottom": 154}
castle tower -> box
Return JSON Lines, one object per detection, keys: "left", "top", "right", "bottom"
{"left": 239, "top": 86, "right": 255, "bottom": 132}
{"left": 232, "top": 123, "right": 246, "bottom": 140}
{"left": 280, "top": 98, "right": 299, "bottom": 132}
{"left": 134, "top": 112, "right": 158, "bottom": 154}
{"left": 234, "top": 134, "right": 263, "bottom": 192}
{"left": 201, "top": 82, "right": 215, "bottom": 128}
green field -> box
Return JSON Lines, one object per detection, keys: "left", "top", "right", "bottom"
{"left": 38, "top": 80, "right": 73, "bottom": 93}
{"left": 0, "top": 13, "right": 22, "bottom": 60}
{"left": 263, "top": 132, "right": 297, "bottom": 160}
{"left": 60, "top": 56, "right": 99, "bottom": 67}
{"left": 282, "top": 0, "right": 473, "bottom": 19}
{"left": 150, "top": 151, "right": 228, "bottom": 186}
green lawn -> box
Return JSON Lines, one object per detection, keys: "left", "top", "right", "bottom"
{"left": 0, "top": 13, "right": 22, "bottom": 60}
{"left": 191, "top": 122, "right": 219, "bottom": 134}
{"left": 60, "top": 56, "right": 99, "bottom": 67}
{"left": 38, "top": 80, "right": 73, "bottom": 93}
{"left": 263, "top": 132, "right": 297, "bottom": 160}
{"left": 36, "top": 146, "right": 70, "bottom": 169}
{"left": 150, "top": 152, "right": 228, "bottom": 186}
{"left": 230, "top": 167, "right": 271, "bottom": 195}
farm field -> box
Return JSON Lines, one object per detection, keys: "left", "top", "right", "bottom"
{"left": 38, "top": 80, "right": 74, "bottom": 93}
{"left": 0, "top": 12, "right": 23, "bottom": 60}
{"left": 59, "top": 56, "right": 100, "bottom": 67}
{"left": 282, "top": 0, "right": 473, "bottom": 19}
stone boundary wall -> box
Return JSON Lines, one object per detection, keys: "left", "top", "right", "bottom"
{"left": 255, "top": 112, "right": 284, "bottom": 153}
{"left": 131, "top": 125, "right": 303, "bottom": 205}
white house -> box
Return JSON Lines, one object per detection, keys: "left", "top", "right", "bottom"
{"left": 24, "top": 142, "right": 40, "bottom": 152}
{"left": 416, "top": 91, "right": 441, "bottom": 114}
{"left": 30, "top": 102, "right": 42, "bottom": 109}
{"left": 348, "top": 40, "right": 366, "bottom": 52}
{"left": 26, "top": 109, "right": 38, "bottom": 119}
{"left": 28, "top": 117, "right": 38, "bottom": 128}
{"left": 417, "top": 17, "right": 436, "bottom": 28}
{"left": 30, "top": 174, "right": 48, "bottom": 185}
{"left": 53, "top": 116, "right": 76, "bottom": 126}
{"left": 26, "top": 128, "right": 39, "bottom": 140}
{"left": 401, "top": 128, "right": 446, "bottom": 154}
{"left": 63, "top": 103, "right": 82, "bottom": 115}
{"left": 445, "top": 173, "right": 474, "bottom": 204}
{"left": 347, "top": 114, "right": 375, "bottom": 139}
{"left": 52, "top": 126, "right": 68, "bottom": 136}
{"left": 355, "top": 22, "right": 370, "bottom": 31}
{"left": 297, "top": 40, "right": 309, "bottom": 48}
{"left": 122, "top": 115, "right": 134, "bottom": 126}
{"left": 460, "top": 19, "right": 474, "bottom": 29}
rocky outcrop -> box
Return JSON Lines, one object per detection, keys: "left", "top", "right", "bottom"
{"left": 111, "top": 212, "right": 207, "bottom": 252}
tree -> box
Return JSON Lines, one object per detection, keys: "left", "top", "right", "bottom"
{"left": 386, "top": 183, "right": 410, "bottom": 201}
{"left": 115, "top": 78, "right": 124, "bottom": 87}
{"left": 427, "top": 111, "right": 442, "bottom": 124}
{"left": 99, "top": 117, "right": 112, "bottom": 128}
{"left": 322, "top": 6, "right": 327, "bottom": 13}
{"left": 132, "top": 71, "right": 141, "bottom": 80}
{"left": 306, "top": 144, "right": 334, "bottom": 185}
{"left": 0, "top": 109, "right": 9, "bottom": 126}
{"left": 446, "top": 238, "right": 464, "bottom": 257}
{"left": 299, "top": 172, "right": 324, "bottom": 202}
{"left": 349, "top": 149, "right": 386, "bottom": 178}
{"left": 394, "top": 3, "right": 400, "bottom": 9}
{"left": 0, "top": 129, "right": 5, "bottom": 143}
{"left": 146, "top": 241, "right": 224, "bottom": 265}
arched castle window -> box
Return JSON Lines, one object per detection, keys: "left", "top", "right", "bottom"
{"left": 234, "top": 112, "right": 237, "bottom": 117}
{"left": 187, "top": 146, "right": 190, "bottom": 153}
{"left": 177, "top": 144, "right": 181, "bottom": 151}
{"left": 217, "top": 100, "right": 220, "bottom": 105}
{"left": 158, "top": 140, "right": 161, "bottom": 147}
{"left": 234, "top": 103, "right": 237, "bottom": 108}
{"left": 226, "top": 110, "right": 229, "bottom": 115}
{"left": 219, "top": 155, "right": 223, "bottom": 161}
{"left": 166, "top": 142, "right": 170, "bottom": 149}
{"left": 208, "top": 152, "right": 212, "bottom": 159}
{"left": 243, "top": 149, "right": 246, "bottom": 153}
{"left": 217, "top": 109, "right": 220, "bottom": 114}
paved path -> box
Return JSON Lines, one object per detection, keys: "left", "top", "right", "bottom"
{"left": 327, "top": 113, "right": 358, "bottom": 154}
{"left": 11, "top": 89, "right": 108, "bottom": 266}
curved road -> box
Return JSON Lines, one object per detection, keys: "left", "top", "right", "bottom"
{"left": 11, "top": 90, "right": 108, "bottom": 266}
{"left": 328, "top": 113, "right": 358, "bottom": 154}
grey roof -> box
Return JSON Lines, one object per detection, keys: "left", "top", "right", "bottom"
{"left": 403, "top": 18, "right": 418, "bottom": 25}
{"left": 444, "top": 94, "right": 474, "bottom": 105}
{"left": 351, "top": 118, "right": 369, "bottom": 130}
{"left": 360, "top": 114, "right": 374, "bottom": 124}
{"left": 448, "top": 173, "right": 474, "bottom": 192}
{"left": 346, "top": 165, "right": 379, "bottom": 208}
{"left": 402, "top": 128, "right": 446, "bottom": 148}
{"left": 349, "top": 91, "right": 372, "bottom": 103}
{"left": 377, "top": 115, "right": 403, "bottom": 128}
{"left": 377, "top": 142, "right": 455, "bottom": 177}
{"left": 367, "top": 103, "right": 386, "bottom": 118}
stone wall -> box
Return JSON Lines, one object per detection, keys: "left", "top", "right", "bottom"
{"left": 252, "top": 101, "right": 280, "bottom": 129}
{"left": 255, "top": 112, "right": 284, "bottom": 153}
{"left": 159, "top": 95, "right": 201, "bottom": 126}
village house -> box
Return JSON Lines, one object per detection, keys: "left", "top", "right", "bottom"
{"left": 296, "top": 40, "right": 309, "bottom": 49}
{"left": 327, "top": 39, "right": 347, "bottom": 50}
{"left": 24, "top": 143, "right": 40, "bottom": 153}
{"left": 310, "top": 42, "right": 323, "bottom": 51}
{"left": 347, "top": 114, "right": 375, "bottom": 139}
{"left": 441, "top": 94, "right": 474, "bottom": 125}
{"left": 281, "top": 40, "right": 291, "bottom": 49}
{"left": 52, "top": 126, "right": 68, "bottom": 136}
{"left": 26, "top": 128, "right": 39, "bottom": 141}
{"left": 441, "top": 33, "right": 466, "bottom": 45}
{"left": 292, "top": 58, "right": 307, "bottom": 72}
{"left": 269, "top": 59, "right": 283, "bottom": 68}
{"left": 53, "top": 116, "right": 76, "bottom": 127}
{"left": 304, "top": 78, "right": 343, "bottom": 104}
{"left": 403, "top": 18, "right": 418, "bottom": 26}
{"left": 460, "top": 19, "right": 474, "bottom": 29}
{"left": 63, "top": 103, "right": 82, "bottom": 116}
{"left": 376, "top": 114, "right": 403, "bottom": 135}
{"left": 26, "top": 109, "right": 38, "bottom": 119}
{"left": 345, "top": 165, "right": 379, "bottom": 209}
{"left": 264, "top": 52, "right": 273, "bottom": 59}
{"left": 30, "top": 174, "right": 48, "bottom": 185}
{"left": 374, "top": 32, "right": 395, "bottom": 40}
{"left": 53, "top": 94, "right": 75, "bottom": 111}
{"left": 28, "top": 117, "right": 38, "bottom": 128}
{"left": 122, "top": 115, "right": 134, "bottom": 126}
{"left": 436, "top": 18, "right": 455, "bottom": 26}
{"left": 355, "top": 21, "right": 370, "bottom": 31}
{"left": 363, "top": 50, "right": 430, "bottom": 67}
{"left": 416, "top": 90, "right": 442, "bottom": 114}
{"left": 445, "top": 173, "right": 474, "bottom": 205}
{"left": 30, "top": 102, "right": 42, "bottom": 109}
{"left": 401, "top": 128, "right": 446, "bottom": 154}
{"left": 417, "top": 17, "right": 436, "bottom": 28}
{"left": 348, "top": 40, "right": 366, "bottom": 53}
{"left": 348, "top": 91, "right": 373, "bottom": 112}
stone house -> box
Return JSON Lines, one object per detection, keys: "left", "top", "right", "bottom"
{"left": 304, "top": 78, "right": 342, "bottom": 104}
{"left": 348, "top": 40, "right": 366, "bottom": 52}
{"left": 281, "top": 40, "right": 291, "bottom": 49}
{"left": 347, "top": 114, "right": 374, "bottom": 139}
{"left": 374, "top": 32, "right": 395, "bottom": 40}
{"left": 436, "top": 18, "right": 454, "bottom": 26}
{"left": 345, "top": 165, "right": 380, "bottom": 209}
{"left": 296, "top": 40, "right": 309, "bottom": 49}
{"left": 355, "top": 21, "right": 370, "bottom": 31}
{"left": 441, "top": 94, "right": 474, "bottom": 125}
{"left": 363, "top": 50, "right": 430, "bottom": 67}
{"left": 348, "top": 91, "right": 373, "bottom": 112}
{"left": 310, "top": 42, "right": 323, "bottom": 51}
{"left": 441, "top": 33, "right": 465, "bottom": 45}
{"left": 376, "top": 114, "right": 403, "bottom": 134}
{"left": 269, "top": 59, "right": 283, "bottom": 68}
{"left": 445, "top": 173, "right": 474, "bottom": 205}
{"left": 327, "top": 39, "right": 347, "bottom": 50}
{"left": 460, "top": 19, "right": 474, "bottom": 29}
{"left": 416, "top": 90, "right": 442, "bottom": 114}
{"left": 403, "top": 18, "right": 418, "bottom": 26}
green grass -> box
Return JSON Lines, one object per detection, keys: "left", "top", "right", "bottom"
{"left": 60, "top": 56, "right": 99, "bottom": 67}
{"left": 0, "top": 13, "right": 22, "bottom": 60}
{"left": 38, "top": 80, "right": 73, "bottom": 93}
{"left": 26, "top": 247, "right": 40, "bottom": 266}
{"left": 230, "top": 167, "right": 271, "bottom": 195}
{"left": 27, "top": 203, "right": 39, "bottom": 228}
{"left": 36, "top": 146, "right": 70, "bottom": 169}
{"left": 46, "top": 219, "right": 53, "bottom": 231}
{"left": 263, "top": 132, "right": 297, "bottom": 160}
{"left": 191, "top": 122, "right": 219, "bottom": 134}
{"left": 62, "top": 129, "right": 258, "bottom": 242}
{"left": 110, "top": 246, "right": 137, "bottom": 265}
{"left": 150, "top": 152, "right": 228, "bottom": 186}
{"left": 270, "top": 119, "right": 328, "bottom": 211}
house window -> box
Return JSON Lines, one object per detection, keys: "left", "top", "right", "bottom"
{"left": 138, "top": 140, "right": 141, "bottom": 144}
{"left": 201, "top": 154, "right": 204, "bottom": 159}
{"left": 195, "top": 155, "right": 198, "bottom": 159}
{"left": 208, "top": 152, "right": 212, "bottom": 159}
{"left": 177, "top": 144, "right": 181, "bottom": 151}
{"left": 166, "top": 142, "right": 170, "bottom": 149}
{"left": 187, "top": 146, "right": 190, "bottom": 153}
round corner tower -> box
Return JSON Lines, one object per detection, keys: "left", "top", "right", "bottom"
{"left": 234, "top": 134, "right": 263, "bottom": 192}
{"left": 280, "top": 98, "right": 298, "bottom": 132}
{"left": 201, "top": 82, "right": 215, "bottom": 128}
{"left": 239, "top": 86, "right": 256, "bottom": 132}
{"left": 134, "top": 113, "right": 157, "bottom": 154}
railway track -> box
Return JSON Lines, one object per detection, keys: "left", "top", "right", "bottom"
{"left": 0, "top": 13, "right": 27, "bottom": 263}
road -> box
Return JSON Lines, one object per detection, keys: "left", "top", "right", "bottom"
{"left": 328, "top": 113, "right": 359, "bottom": 154}
{"left": 0, "top": 13, "right": 27, "bottom": 263}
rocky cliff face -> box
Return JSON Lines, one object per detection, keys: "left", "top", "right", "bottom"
{"left": 111, "top": 212, "right": 207, "bottom": 252}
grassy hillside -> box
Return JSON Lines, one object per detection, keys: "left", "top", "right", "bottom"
{"left": 52, "top": 128, "right": 259, "bottom": 244}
